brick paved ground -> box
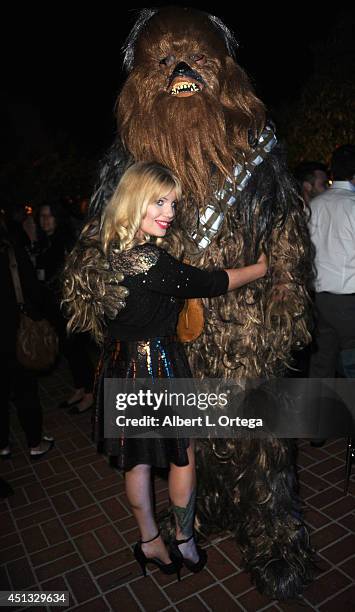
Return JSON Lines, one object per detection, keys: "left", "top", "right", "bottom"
{"left": 0, "top": 357, "right": 354, "bottom": 611}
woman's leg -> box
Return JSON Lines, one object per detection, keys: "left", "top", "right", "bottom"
{"left": 125, "top": 463, "right": 171, "bottom": 563}
{"left": 13, "top": 365, "right": 42, "bottom": 448}
{"left": 1, "top": 357, "right": 51, "bottom": 454}
{"left": 67, "top": 334, "right": 94, "bottom": 411}
{"left": 169, "top": 441, "right": 199, "bottom": 562}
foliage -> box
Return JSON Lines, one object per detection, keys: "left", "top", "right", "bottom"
{"left": 276, "top": 12, "right": 355, "bottom": 169}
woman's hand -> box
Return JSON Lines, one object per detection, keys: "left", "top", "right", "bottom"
{"left": 225, "top": 252, "right": 268, "bottom": 291}
{"left": 256, "top": 252, "right": 268, "bottom": 278}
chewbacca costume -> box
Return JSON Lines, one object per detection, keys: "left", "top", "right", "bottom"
{"left": 88, "top": 7, "right": 314, "bottom": 599}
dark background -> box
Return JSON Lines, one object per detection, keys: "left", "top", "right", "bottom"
{"left": 2, "top": 3, "right": 352, "bottom": 157}
{"left": 1, "top": 2, "right": 354, "bottom": 207}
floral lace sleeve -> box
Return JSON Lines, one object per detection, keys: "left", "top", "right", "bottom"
{"left": 109, "top": 242, "right": 160, "bottom": 276}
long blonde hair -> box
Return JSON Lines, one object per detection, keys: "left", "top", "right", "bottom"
{"left": 62, "top": 162, "right": 181, "bottom": 344}
{"left": 100, "top": 161, "right": 182, "bottom": 255}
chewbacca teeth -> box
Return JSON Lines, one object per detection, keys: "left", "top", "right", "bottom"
{"left": 171, "top": 81, "right": 200, "bottom": 95}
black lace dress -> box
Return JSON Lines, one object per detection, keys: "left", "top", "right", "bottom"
{"left": 93, "top": 242, "right": 228, "bottom": 471}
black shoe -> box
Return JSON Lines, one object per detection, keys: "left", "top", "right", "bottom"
{"left": 310, "top": 439, "right": 327, "bottom": 448}
{"left": 133, "top": 530, "right": 182, "bottom": 580}
{"left": 0, "top": 447, "right": 11, "bottom": 460}
{"left": 0, "top": 477, "right": 14, "bottom": 498}
{"left": 30, "top": 437, "right": 55, "bottom": 459}
{"left": 171, "top": 533, "right": 207, "bottom": 573}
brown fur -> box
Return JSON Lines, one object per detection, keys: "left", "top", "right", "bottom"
{"left": 116, "top": 7, "right": 311, "bottom": 380}
{"left": 117, "top": 7, "right": 265, "bottom": 206}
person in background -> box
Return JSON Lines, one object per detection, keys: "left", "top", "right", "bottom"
{"left": 294, "top": 161, "right": 329, "bottom": 206}
{"left": 0, "top": 214, "right": 54, "bottom": 459}
{"left": 308, "top": 145, "right": 355, "bottom": 446}
{"left": 36, "top": 202, "right": 95, "bottom": 412}
{"left": 8, "top": 203, "right": 40, "bottom": 267}
{"left": 309, "top": 145, "right": 355, "bottom": 377}
{"left": 36, "top": 203, "right": 73, "bottom": 283}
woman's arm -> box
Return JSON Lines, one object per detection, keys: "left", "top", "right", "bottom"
{"left": 225, "top": 253, "right": 267, "bottom": 291}
{"left": 123, "top": 245, "right": 268, "bottom": 299}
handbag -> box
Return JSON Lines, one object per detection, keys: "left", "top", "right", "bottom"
{"left": 176, "top": 297, "right": 204, "bottom": 343}
{"left": 8, "top": 246, "right": 59, "bottom": 370}
{"left": 176, "top": 258, "right": 204, "bottom": 343}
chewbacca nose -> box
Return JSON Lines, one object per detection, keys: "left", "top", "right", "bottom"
{"left": 172, "top": 61, "right": 192, "bottom": 75}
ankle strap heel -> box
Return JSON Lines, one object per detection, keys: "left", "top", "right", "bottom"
{"left": 172, "top": 532, "right": 207, "bottom": 573}
{"left": 133, "top": 529, "right": 182, "bottom": 581}
{"left": 140, "top": 529, "right": 161, "bottom": 544}
{"left": 174, "top": 533, "right": 194, "bottom": 545}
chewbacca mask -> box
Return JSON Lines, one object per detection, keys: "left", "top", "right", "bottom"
{"left": 117, "top": 6, "right": 265, "bottom": 205}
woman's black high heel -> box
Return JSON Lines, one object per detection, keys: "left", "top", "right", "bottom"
{"left": 171, "top": 533, "right": 207, "bottom": 573}
{"left": 133, "top": 530, "right": 182, "bottom": 581}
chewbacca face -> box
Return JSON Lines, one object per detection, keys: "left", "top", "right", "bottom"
{"left": 117, "top": 7, "right": 265, "bottom": 205}
{"left": 133, "top": 7, "right": 228, "bottom": 102}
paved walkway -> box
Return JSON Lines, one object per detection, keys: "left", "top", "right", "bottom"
{"left": 0, "top": 358, "right": 354, "bottom": 611}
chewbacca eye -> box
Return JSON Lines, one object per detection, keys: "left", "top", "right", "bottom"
{"left": 190, "top": 54, "right": 205, "bottom": 65}
{"left": 159, "top": 55, "right": 176, "bottom": 67}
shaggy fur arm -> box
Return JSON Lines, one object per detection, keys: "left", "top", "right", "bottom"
{"left": 265, "top": 209, "right": 313, "bottom": 360}
{"left": 62, "top": 234, "right": 129, "bottom": 344}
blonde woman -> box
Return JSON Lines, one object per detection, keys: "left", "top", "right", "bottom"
{"left": 63, "top": 162, "right": 267, "bottom": 580}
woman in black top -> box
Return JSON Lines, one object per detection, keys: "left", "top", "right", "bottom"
{"left": 63, "top": 162, "right": 267, "bottom": 579}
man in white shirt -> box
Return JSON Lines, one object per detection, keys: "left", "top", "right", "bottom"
{"left": 294, "top": 161, "right": 329, "bottom": 206}
{"left": 309, "top": 145, "right": 355, "bottom": 379}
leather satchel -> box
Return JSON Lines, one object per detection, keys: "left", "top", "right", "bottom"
{"left": 176, "top": 258, "right": 204, "bottom": 343}
{"left": 176, "top": 296, "right": 204, "bottom": 343}
{"left": 8, "top": 246, "right": 59, "bottom": 370}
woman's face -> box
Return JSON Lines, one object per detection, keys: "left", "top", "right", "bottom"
{"left": 139, "top": 188, "right": 177, "bottom": 237}
{"left": 39, "top": 205, "right": 56, "bottom": 236}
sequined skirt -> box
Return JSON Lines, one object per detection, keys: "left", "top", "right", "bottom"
{"left": 92, "top": 336, "right": 192, "bottom": 471}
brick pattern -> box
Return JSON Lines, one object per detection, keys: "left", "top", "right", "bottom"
{"left": 0, "top": 358, "right": 354, "bottom": 611}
